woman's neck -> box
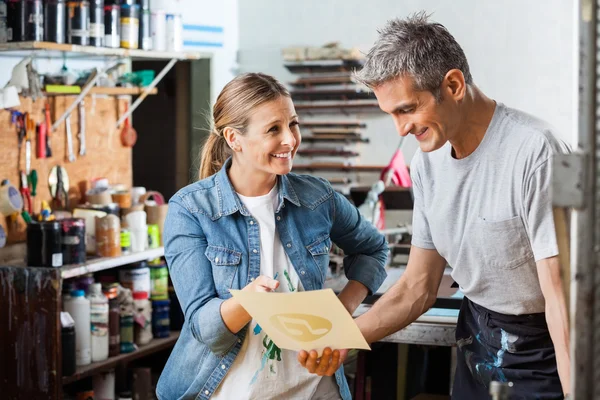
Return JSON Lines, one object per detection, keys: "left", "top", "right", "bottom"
{"left": 228, "top": 160, "right": 277, "bottom": 197}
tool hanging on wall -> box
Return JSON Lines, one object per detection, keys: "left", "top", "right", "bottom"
{"left": 65, "top": 115, "right": 75, "bottom": 163}
{"left": 45, "top": 101, "right": 53, "bottom": 157}
{"left": 120, "top": 103, "right": 137, "bottom": 147}
{"left": 36, "top": 122, "right": 46, "bottom": 159}
{"left": 79, "top": 100, "right": 86, "bottom": 156}
{"left": 19, "top": 171, "right": 32, "bottom": 217}
{"left": 25, "top": 113, "right": 32, "bottom": 175}
{"left": 49, "top": 165, "right": 69, "bottom": 210}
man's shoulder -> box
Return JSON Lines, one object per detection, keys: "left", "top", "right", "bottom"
{"left": 500, "top": 104, "right": 570, "bottom": 155}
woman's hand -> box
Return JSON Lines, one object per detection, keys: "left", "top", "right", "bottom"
{"left": 243, "top": 275, "right": 280, "bottom": 292}
{"left": 297, "top": 347, "right": 349, "bottom": 376}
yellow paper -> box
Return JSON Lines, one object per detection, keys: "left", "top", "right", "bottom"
{"left": 229, "top": 288, "right": 370, "bottom": 355}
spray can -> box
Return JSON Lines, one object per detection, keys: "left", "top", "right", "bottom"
{"left": 166, "top": 13, "right": 182, "bottom": 52}
{"left": 26, "top": 0, "right": 43, "bottom": 41}
{"left": 44, "top": 0, "right": 66, "bottom": 43}
{"left": 89, "top": 0, "right": 103, "bottom": 46}
{"left": 67, "top": 0, "right": 89, "bottom": 45}
{"left": 150, "top": 9, "right": 165, "bottom": 51}
{"left": 103, "top": 3, "right": 119, "bottom": 48}
{"left": 119, "top": 3, "right": 138, "bottom": 49}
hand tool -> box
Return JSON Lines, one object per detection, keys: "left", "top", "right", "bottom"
{"left": 65, "top": 115, "right": 75, "bottom": 163}
{"left": 20, "top": 171, "right": 32, "bottom": 214}
{"left": 78, "top": 100, "right": 86, "bottom": 156}
{"left": 45, "top": 101, "right": 53, "bottom": 157}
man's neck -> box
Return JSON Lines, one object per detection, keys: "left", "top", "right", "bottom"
{"left": 449, "top": 86, "right": 496, "bottom": 159}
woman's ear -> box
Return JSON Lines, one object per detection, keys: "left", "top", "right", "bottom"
{"left": 223, "top": 127, "right": 241, "bottom": 151}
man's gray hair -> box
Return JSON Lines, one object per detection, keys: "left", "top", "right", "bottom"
{"left": 354, "top": 12, "right": 473, "bottom": 99}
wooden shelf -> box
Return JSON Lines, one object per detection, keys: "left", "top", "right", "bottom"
{"left": 61, "top": 247, "right": 164, "bottom": 279}
{"left": 293, "top": 164, "right": 384, "bottom": 172}
{"left": 0, "top": 41, "right": 209, "bottom": 60}
{"left": 284, "top": 59, "right": 364, "bottom": 74}
{"left": 295, "top": 100, "right": 381, "bottom": 114}
{"left": 301, "top": 120, "right": 366, "bottom": 129}
{"left": 290, "top": 75, "right": 354, "bottom": 87}
{"left": 46, "top": 87, "right": 158, "bottom": 96}
{"left": 302, "top": 135, "right": 369, "bottom": 143}
{"left": 292, "top": 87, "right": 374, "bottom": 101}
{"left": 62, "top": 331, "right": 180, "bottom": 385}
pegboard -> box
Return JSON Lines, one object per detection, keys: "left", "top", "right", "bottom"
{"left": 0, "top": 95, "right": 133, "bottom": 243}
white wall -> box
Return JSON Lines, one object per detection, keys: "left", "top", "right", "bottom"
{"left": 238, "top": 0, "right": 575, "bottom": 165}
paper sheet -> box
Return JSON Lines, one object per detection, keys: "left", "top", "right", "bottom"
{"left": 230, "top": 288, "right": 370, "bottom": 355}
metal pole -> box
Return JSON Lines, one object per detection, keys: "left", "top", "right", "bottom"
{"left": 571, "top": 0, "right": 596, "bottom": 398}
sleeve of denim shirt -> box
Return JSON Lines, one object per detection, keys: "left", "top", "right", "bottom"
{"left": 330, "top": 190, "right": 388, "bottom": 294}
{"left": 163, "top": 197, "right": 239, "bottom": 356}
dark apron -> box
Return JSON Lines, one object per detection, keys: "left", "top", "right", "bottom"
{"left": 452, "top": 298, "right": 563, "bottom": 400}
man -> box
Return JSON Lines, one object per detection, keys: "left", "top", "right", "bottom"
{"left": 299, "top": 12, "right": 570, "bottom": 399}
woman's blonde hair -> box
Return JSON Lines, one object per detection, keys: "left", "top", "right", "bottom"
{"left": 199, "top": 73, "right": 290, "bottom": 179}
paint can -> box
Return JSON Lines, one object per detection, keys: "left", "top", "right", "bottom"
{"left": 166, "top": 13, "right": 182, "bottom": 52}
{"left": 151, "top": 299, "right": 170, "bottom": 338}
{"left": 26, "top": 220, "right": 63, "bottom": 267}
{"left": 67, "top": 0, "right": 89, "bottom": 45}
{"left": 44, "top": 0, "right": 66, "bottom": 43}
{"left": 119, "top": 3, "right": 138, "bottom": 49}
{"left": 60, "top": 218, "right": 86, "bottom": 265}
{"left": 150, "top": 263, "right": 168, "bottom": 300}
{"left": 89, "top": 0, "right": 103, "bottom": 46}
{"left": 138, "top": 6, "right": 150, "bottom": 49}
{"left": 119, "top": 261, "right": 150, "bottom": 295}
{"left": 7, "top": 0, "right": 42, "bottom": 41}
{"left": 26, "top": 0, "right": 42, "bottom": 40}
{"left": 103, "top": 3, "right": 119, "bottom": 48}
{"left": 150, "top": 9, "right": 165, "bottom": 51}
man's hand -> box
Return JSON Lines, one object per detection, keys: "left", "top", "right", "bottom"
{"left": 297, "top": 348, "right": 349, "bottom": 376}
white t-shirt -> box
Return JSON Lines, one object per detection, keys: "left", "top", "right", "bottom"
{"left": 212, "top": 184, "right": 338, "bottom": 399}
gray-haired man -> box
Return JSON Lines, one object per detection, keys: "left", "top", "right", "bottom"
{"left": 298, "top": 12, "right": 570, "bottom": 399}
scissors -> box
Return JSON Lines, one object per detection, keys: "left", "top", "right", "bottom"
{"left": 20, "top": 171, "right": 32, "bottom": 214}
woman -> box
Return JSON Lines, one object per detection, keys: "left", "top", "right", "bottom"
{"left": 156, "top": 73, "right": 388, "bottom": 400}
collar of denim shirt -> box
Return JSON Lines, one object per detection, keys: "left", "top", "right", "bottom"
{"left": 214, "top": 157, "right": 301, "bottom": 218}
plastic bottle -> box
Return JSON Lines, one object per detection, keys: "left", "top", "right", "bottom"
{"left": 88, "top": 283, "right": 109, "bottom": 362}
{"left": 64, "top": 289, "right": 91, "bottom": 366}
{"left": 133, "top": 291, "right": 152, "bottom": 346}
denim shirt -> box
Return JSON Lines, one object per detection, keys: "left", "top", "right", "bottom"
{"left": 157, "top": 160, "right": 388, "bottom": 400}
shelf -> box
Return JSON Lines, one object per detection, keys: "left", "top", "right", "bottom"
{"left": 290, "top": 75, "right": 354, "bottom": 87}
{"left": 45, "top": 87, "right": 158, "bottom": 96}
{"left": 302, "top": 135, "right": 369, "bottom": 143}
{"left": 301, "top": 120, "right": 366, "bottom": 129}
{"left": 0, "top": 41, "right": 209, "bottom": 60}
{"left": 295, "top": 100, "right": 381, "bottom": 114}
{"left": 349, "top": 186, "right": 414, "bottom": 210}
{"left": 61, "top": 247, "right": 164, "bottom": 279}
{"left": 284, "top": 59, "right": 364, "bottom": 74}
{"left": 293, "top": 164, "right": 384, "bottom": 172}
{"left": 297, "top": 149, "right": 359, "bottom": 157}
{"left": 62, "top": 331, "right": 180, "bottom": 385}
{"left": 292, "top": 87, "right": 375, "bottom": 101}
{"left": 310, "top": 128, "right": 363, "bottom": 135}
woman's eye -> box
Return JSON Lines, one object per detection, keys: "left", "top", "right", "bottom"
{"left": 290, "top": 121, "right": 300, "bottom": 128}
{"left": 268, "top": 126, "right": 279, "bottom": 133}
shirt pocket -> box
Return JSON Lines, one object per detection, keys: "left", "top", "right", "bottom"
{"left": 204, "top": 245, "right": 242, "bottom": 296}
{"left": 472, "top": 216, "right": 534, "bottom": 270}
{"left": 306, "top": 234, "right": 332, "bottom": 283}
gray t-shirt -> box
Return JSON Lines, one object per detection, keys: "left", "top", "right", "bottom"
{"left": 411, "top": 102, "right": 570, "bottom": 315}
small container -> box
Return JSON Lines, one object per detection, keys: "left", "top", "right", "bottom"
{"left": 147, "top": 223, "right": 160, "bottom": 249}
{"left": 67, "top": 0, "right": 90, "bottom": 45}
{"left": 60, "top": 218, "right": 86, "bottom": 265}
{"left": 93, "top": 370, "right": 115, "bottom": 400}
{"left": 44, "top": 0, "right": 66, "bottom": 43}
{"left": 120, "top": 227, "right": 132, "bottom": 255}
{"left": 103, "top": 283, "right": 121, "bottom": 357}
{"left": 165, "top": 13, "right": 182, "bottom": 52}
{"left": 89, "top": 0, "right": 104, "bottom": 46}
{"left": 119, "top": 261, "right": 150, "bottom": 295}
{"left": 64, "top": 289, "right": 91, "bottom": 366}
{"left": 119, "top": 3, "right": 138, "bottom": 49}
{"left": 61, "top": 311, "right": 76, "bottom": 376}
{"left": 96, "top": 214, "right": 121, "bottom": 257}
{"left": 150, "top": 263, "right": 168, "bottom": 300}
{"left": 27, "top": 221, "right": 62, "bottom": 267}
{"left": 151, "top": 299, "right": 170, "bottom": 338}
{"left": 103, "top": 3, "right": 120, "bottom": 48}
{"left": 133, "top": 291, "right": 152, "bottom": 346}
{"left": 120, "top": 315, "right": 135, "bottom": 353}
{"left": 88, "top": 283, "right": 109, "bottom": 362}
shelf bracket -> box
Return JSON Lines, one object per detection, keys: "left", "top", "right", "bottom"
{"left": 115, "top": 58, "right": 178, "bottom": 129}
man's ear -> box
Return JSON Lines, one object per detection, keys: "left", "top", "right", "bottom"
{"left": 442, "top": 69, "right": 467, "bottom": 101}
{"left": 223, "top": 127, "right": 241, "bottom": 151}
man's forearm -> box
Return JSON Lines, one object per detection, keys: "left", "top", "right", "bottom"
{"left": 355, "top": 278, "right": 434, "bottom": 344}
{"left": 546, "top": 296, "right": 571, "bottom": 394}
